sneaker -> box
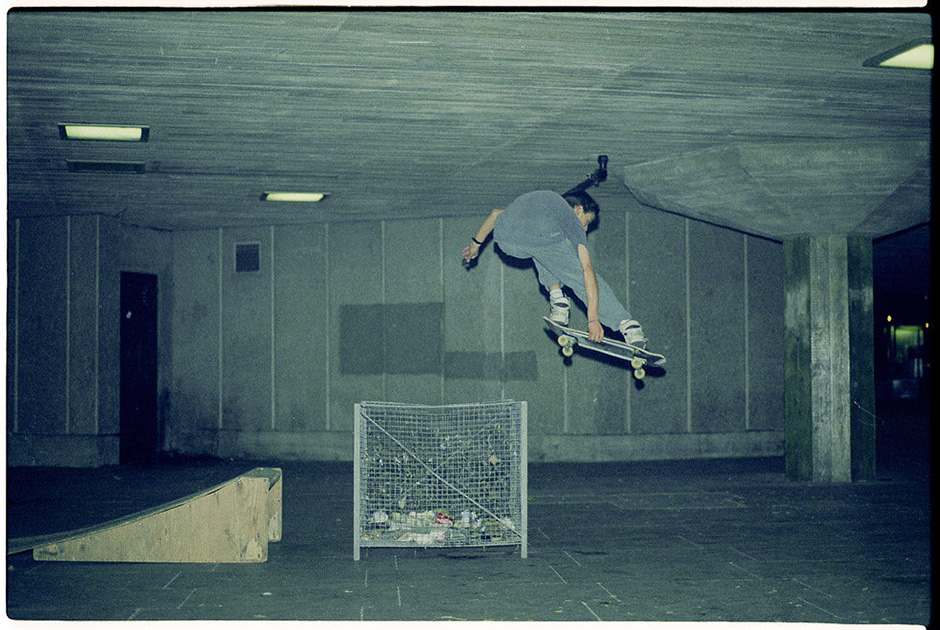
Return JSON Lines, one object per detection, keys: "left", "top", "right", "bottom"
{"left": 619, "top": 319, "right": 647, "bottom": 348}
{"left": 548, "top": 292, "right": 570, "bottom": 326}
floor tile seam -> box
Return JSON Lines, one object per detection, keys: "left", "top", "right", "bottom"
{"left": 577, "top": 507, "right": 753, "bottom": 514}
{"left": 392, "top": 581, "right": 569, "bottom": 593}
{"left": 175, "top": 587, "right": 199, "bottom": 611}
{"left": 703, "top": 573, "right": 849, "bottom": 623}
{"left": 496, "top": 569, "right": 644, "bottom": 619}
{"left": 536, "top": 547, "right": 752, "bottom": 557}
{"left": 4, "top": 581, "right": 220, "bottom": 599}
{"left": 722, "top": 555, "right": 924, "bottom": 565}
{"left": 539, "top": 575, "right": 784, "bottom": 587}
{"left": 758, "top": 574, "right": 886, "bottom": 622}
{"left": 533, "top": 490, "right": 745, "bottom": 496}
{"left": 166, "top": 583, "right": 379, "bottom": 595}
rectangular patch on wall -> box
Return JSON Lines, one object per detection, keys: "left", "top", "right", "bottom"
{"left": 443, "top": 351, "right": 538, "bottom": 381}
{"left": 384, "top": 302, "right": 443, "bottom": 375}
{"left": 339, "top": 303, "right": 535, "bottom": 379}
{"left": 339, "top": 302, "right": 443, "bottom": 375}
{"left": 503, "top": 351, "right": 538, "bottom": 381}
{"left": 339, "top": 304, "right": 385, "bottom": 375}
{"left": 443, "top": 351, "right": 502, "bottom": 380}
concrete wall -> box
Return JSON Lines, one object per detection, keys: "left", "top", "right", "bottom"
{"left": 169, "top": 196, "right": 785, "bottom": 462}
{"left": 6, "top": 196, "right": 784, "bottom": 466}
{"left": 7, "top": 216, "right": 173, "bottom": 467}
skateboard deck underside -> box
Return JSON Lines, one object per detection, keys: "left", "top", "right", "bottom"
{"left": 543, "top": 317, "right": 665, "bottom": 378}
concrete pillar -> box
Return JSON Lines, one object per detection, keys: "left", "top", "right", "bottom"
{"left": 784, "top": 235, "right": 875, "bottom": 483}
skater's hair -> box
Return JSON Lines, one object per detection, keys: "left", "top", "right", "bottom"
{"left": 563, "top": 191, "right": 599, "bottom": 215}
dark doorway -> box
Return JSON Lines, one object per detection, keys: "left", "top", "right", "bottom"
{"left": 120, "top": 272, "right": 159, "bottom": 464}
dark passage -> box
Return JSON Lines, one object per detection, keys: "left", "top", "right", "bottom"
{"left": 119, "top": 272, "right": 159, "bottom": 464}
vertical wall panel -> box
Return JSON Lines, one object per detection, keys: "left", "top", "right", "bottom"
{"left": 628, "top": 209, "right": 689, "bottom": 435}
{"left": 500, "top": 247, "right": 563, "bottom": 438}
{"left": 9, "top": 214, "right": 125, "bottom": 465}
{"left": 384, "top": 219, "right": 443, "bottom": 405}
{"left": 689, "top": 222, "right": 747, "bottom": 433}
{"left": 7, "top": 220, "right": 19, "bottom": 432}
{"left": 17, "top": 217, "right": 67, "bottom": 434}
{"left": 171, "top": 230, "right": 221, "bottom": 446}
{"left": 68, "top": 216, "right": 99, "bottom": 435}
{"left": 99, "top": 217, "right": 123, "bottom": 439}
{"left": 442, "top": 216, "right": 504, "bottom": 405}
{"left": 565, "top": 211, "right": 630, "bottom": 435}
{"left": 222, "top": 228, "right": 272, "bottom": 431}
{"left": 747, "top": 235, "right": 784, "bottom": 431}
{"left": 274, "top": 224, "right": 328, "bottom": 431}
{"left": 329, "top": 221, "right": 384, "bottom": 431}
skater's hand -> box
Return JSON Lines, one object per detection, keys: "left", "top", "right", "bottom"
{"left": 463, "top": 210, "right": 503, "bottom": 266}
{"left": 462, "top": 241, "right": 480, "bottom": 264}
{"left": 587, "top": 319, "right": 604, "bottom": 343}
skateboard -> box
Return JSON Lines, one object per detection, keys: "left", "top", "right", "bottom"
{"left": 543, "top": 317, "right": 666, "bottom": 380}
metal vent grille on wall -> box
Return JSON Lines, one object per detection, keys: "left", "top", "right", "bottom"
{"left": 235, "top": 242, "right": 261, "bottom": 273}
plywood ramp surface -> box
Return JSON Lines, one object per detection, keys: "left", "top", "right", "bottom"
{"left": 8, "top": 467, "right": 282, "bottom": 564}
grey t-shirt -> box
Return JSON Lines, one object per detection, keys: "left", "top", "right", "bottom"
{"left": 493, "top": 190, "right": 586, "bottom": 257}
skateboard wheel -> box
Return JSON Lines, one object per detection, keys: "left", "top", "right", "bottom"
{"left": 631, "top": 357, "right": 643, "bottom": 369}
{"left": 634, "top": 368, "right": 646, "bottom": 380}
{"left": 562, "top": 345, "right": 574, "bottom": 358}
{"left": 558, "top": 335, "right": 571, "bottom": 348}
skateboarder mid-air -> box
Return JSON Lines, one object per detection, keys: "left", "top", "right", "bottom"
{"left": 461, "top": 189, "right": 648, "bottom": 348}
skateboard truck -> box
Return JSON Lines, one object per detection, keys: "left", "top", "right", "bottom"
{"left": 556, "top": 332, "right": 647, "bottom": 379}
{"left": 545, "top": 316, "right": 664, "bottom": 381}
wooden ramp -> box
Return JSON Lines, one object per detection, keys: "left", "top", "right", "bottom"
{"left": 7, "top": 467, "right": 282, "bottom": 563}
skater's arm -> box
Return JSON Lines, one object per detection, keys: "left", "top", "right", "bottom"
{"left": 462, "top": 208, "right": 504, "bottom": 263}
{"left": 578, "top": 244, "right": 604, "bottom": 343}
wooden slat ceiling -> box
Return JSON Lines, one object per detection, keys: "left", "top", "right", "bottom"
{"left": 6, "top": 10, "right": 932, "bottom": 238}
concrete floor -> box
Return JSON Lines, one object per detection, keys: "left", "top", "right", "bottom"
{"left": 5, "top": 441, "right": 930, "bottom": 623}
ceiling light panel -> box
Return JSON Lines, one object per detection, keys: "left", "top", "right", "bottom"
{"left": 59, "top": 123, "right": 150, "bottom": 141}
{"left": 262, "top": 192, "right": 329, "bottom": 202}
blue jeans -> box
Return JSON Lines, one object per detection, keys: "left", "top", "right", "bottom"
{"left": 496, "top": 239, "right": 631, "bottom": 329}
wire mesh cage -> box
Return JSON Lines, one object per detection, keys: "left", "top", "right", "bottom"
{"left": 354, "top": 401, "right": 527, "bottom": 560}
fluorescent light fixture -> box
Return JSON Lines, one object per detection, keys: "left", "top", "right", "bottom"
{"left": 864, "top": 39, "right": 933, "bottom": 70}
{"left": 261, "top": 192, "right": 329, "bottom": 202}
{"left": 58, "top": 123, "right": 150, "bottom": 141}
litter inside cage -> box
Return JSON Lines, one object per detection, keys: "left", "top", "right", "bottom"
{"left": 354, "top": 401, "right": 527, "bottom": 560}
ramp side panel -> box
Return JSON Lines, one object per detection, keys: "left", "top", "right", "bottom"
{"left": 32, "top": 473, "right": 270, "bottom": 563}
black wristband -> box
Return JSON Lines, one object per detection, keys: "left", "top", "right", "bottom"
{"left": 471, "top": 237, "right": 483, "bottom": 246}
